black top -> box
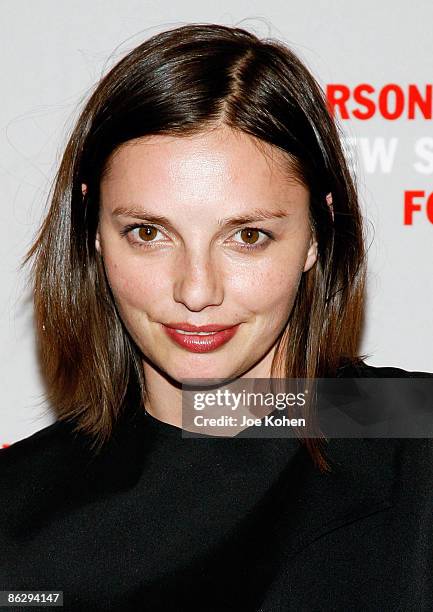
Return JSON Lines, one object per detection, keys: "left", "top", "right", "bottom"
{"left": 1, "top": 361, "right": 432, "bottom": 611}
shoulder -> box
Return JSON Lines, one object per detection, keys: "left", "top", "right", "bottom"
{"left": 0, "top": 420, "right": 88, "bottom": 504}
{"left": 0, "top": 419, "right": 79, "bottom": 467}
{"left": 0, "top": 404, "right": 140, "bottom": 470}
{"left": 0, "top": 418, "right": 90, "bottom": 536}
{"left": 0, "top": 408, "right": 145, "bottom": 520}
{"left": 337, "top": 358, "right": 433, "bottom": 378}
{"left": 322, "top": 359, "right": 433, "bottom": 500}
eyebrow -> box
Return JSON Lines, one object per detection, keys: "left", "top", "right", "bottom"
{"left": 111, "top": 206, "right": 292, "bottom": 229}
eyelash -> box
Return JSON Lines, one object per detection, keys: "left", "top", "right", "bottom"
{"left": 119, "top": 223, "right": 275, "bottom": 251}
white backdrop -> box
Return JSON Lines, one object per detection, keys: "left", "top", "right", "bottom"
{"left": 1, "top": 0, "right": 432, "bottom": 446}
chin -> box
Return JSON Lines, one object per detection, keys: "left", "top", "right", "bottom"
{"left": 167, "top": 359, "right": 241, "bottom": 385}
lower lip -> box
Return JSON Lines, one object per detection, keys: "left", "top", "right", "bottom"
{"left": 162, "top": 324, "right": 240, "bottom": 353}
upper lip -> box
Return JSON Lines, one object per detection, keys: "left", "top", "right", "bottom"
{"left": 163, "top": 322, "right": 238, "bottom": 332}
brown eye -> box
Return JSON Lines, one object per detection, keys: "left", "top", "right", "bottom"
{"left": 240, "top": 228, "right": 260, "bottom": 244}
{"left": 231, "top": 228, "right": 272, "bottom": 250}
{"left": 138, "top": 226, "right": 158, "bottom": 241}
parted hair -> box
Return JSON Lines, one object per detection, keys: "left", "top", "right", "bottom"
{"left": 23, "top": 23, "right": 367, "bottom": 472}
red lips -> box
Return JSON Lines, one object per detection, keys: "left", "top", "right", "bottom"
{"left": 161, "top": 323, "right": 240, "bottom": 353}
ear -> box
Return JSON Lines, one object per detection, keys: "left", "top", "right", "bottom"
{"left": 326, "top": 192, "right": 334, "bottom": 222}
{"left": 82, "top": 182, "right": 101, "bottom": 254}
{"left": 95, "top": 227, "right": 101, "bottom": 255}
{"left": 303, "top": 235, "right": 318, "bottom": 273}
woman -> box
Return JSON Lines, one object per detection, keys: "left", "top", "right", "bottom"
{"left": 1, "top": 23, "right": 432, "bottom": 611}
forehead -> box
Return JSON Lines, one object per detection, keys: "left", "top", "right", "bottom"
{"left": 100, "top": 127, "right": 307, "bottom": 210}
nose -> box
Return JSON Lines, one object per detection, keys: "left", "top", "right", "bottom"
{"left": 173, "top": 249, "right": 224, "bottom": 312}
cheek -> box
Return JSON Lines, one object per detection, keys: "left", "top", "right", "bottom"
{"left": 103, "top": 255, "right": 169, "bottom": 312}
{"left": 233, "top": 256, "right": 304, "bottom": 316}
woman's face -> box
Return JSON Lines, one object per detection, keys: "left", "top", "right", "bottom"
{"left": 97, "top": 126, "right": 317, "bottom": 382}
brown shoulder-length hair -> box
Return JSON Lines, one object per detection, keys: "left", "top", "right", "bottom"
{"left": 23, "top": 23, "right": 368, "bottom": 472}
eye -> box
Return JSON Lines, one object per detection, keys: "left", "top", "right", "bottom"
{"left": 120, "top": 223, "right": 165, "bottom": 247}
{"left": 134, "top": 225, "right": 160, "bottom": 242}
{"left": 231, "top": 228, "right": 274, "bottom": 250}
